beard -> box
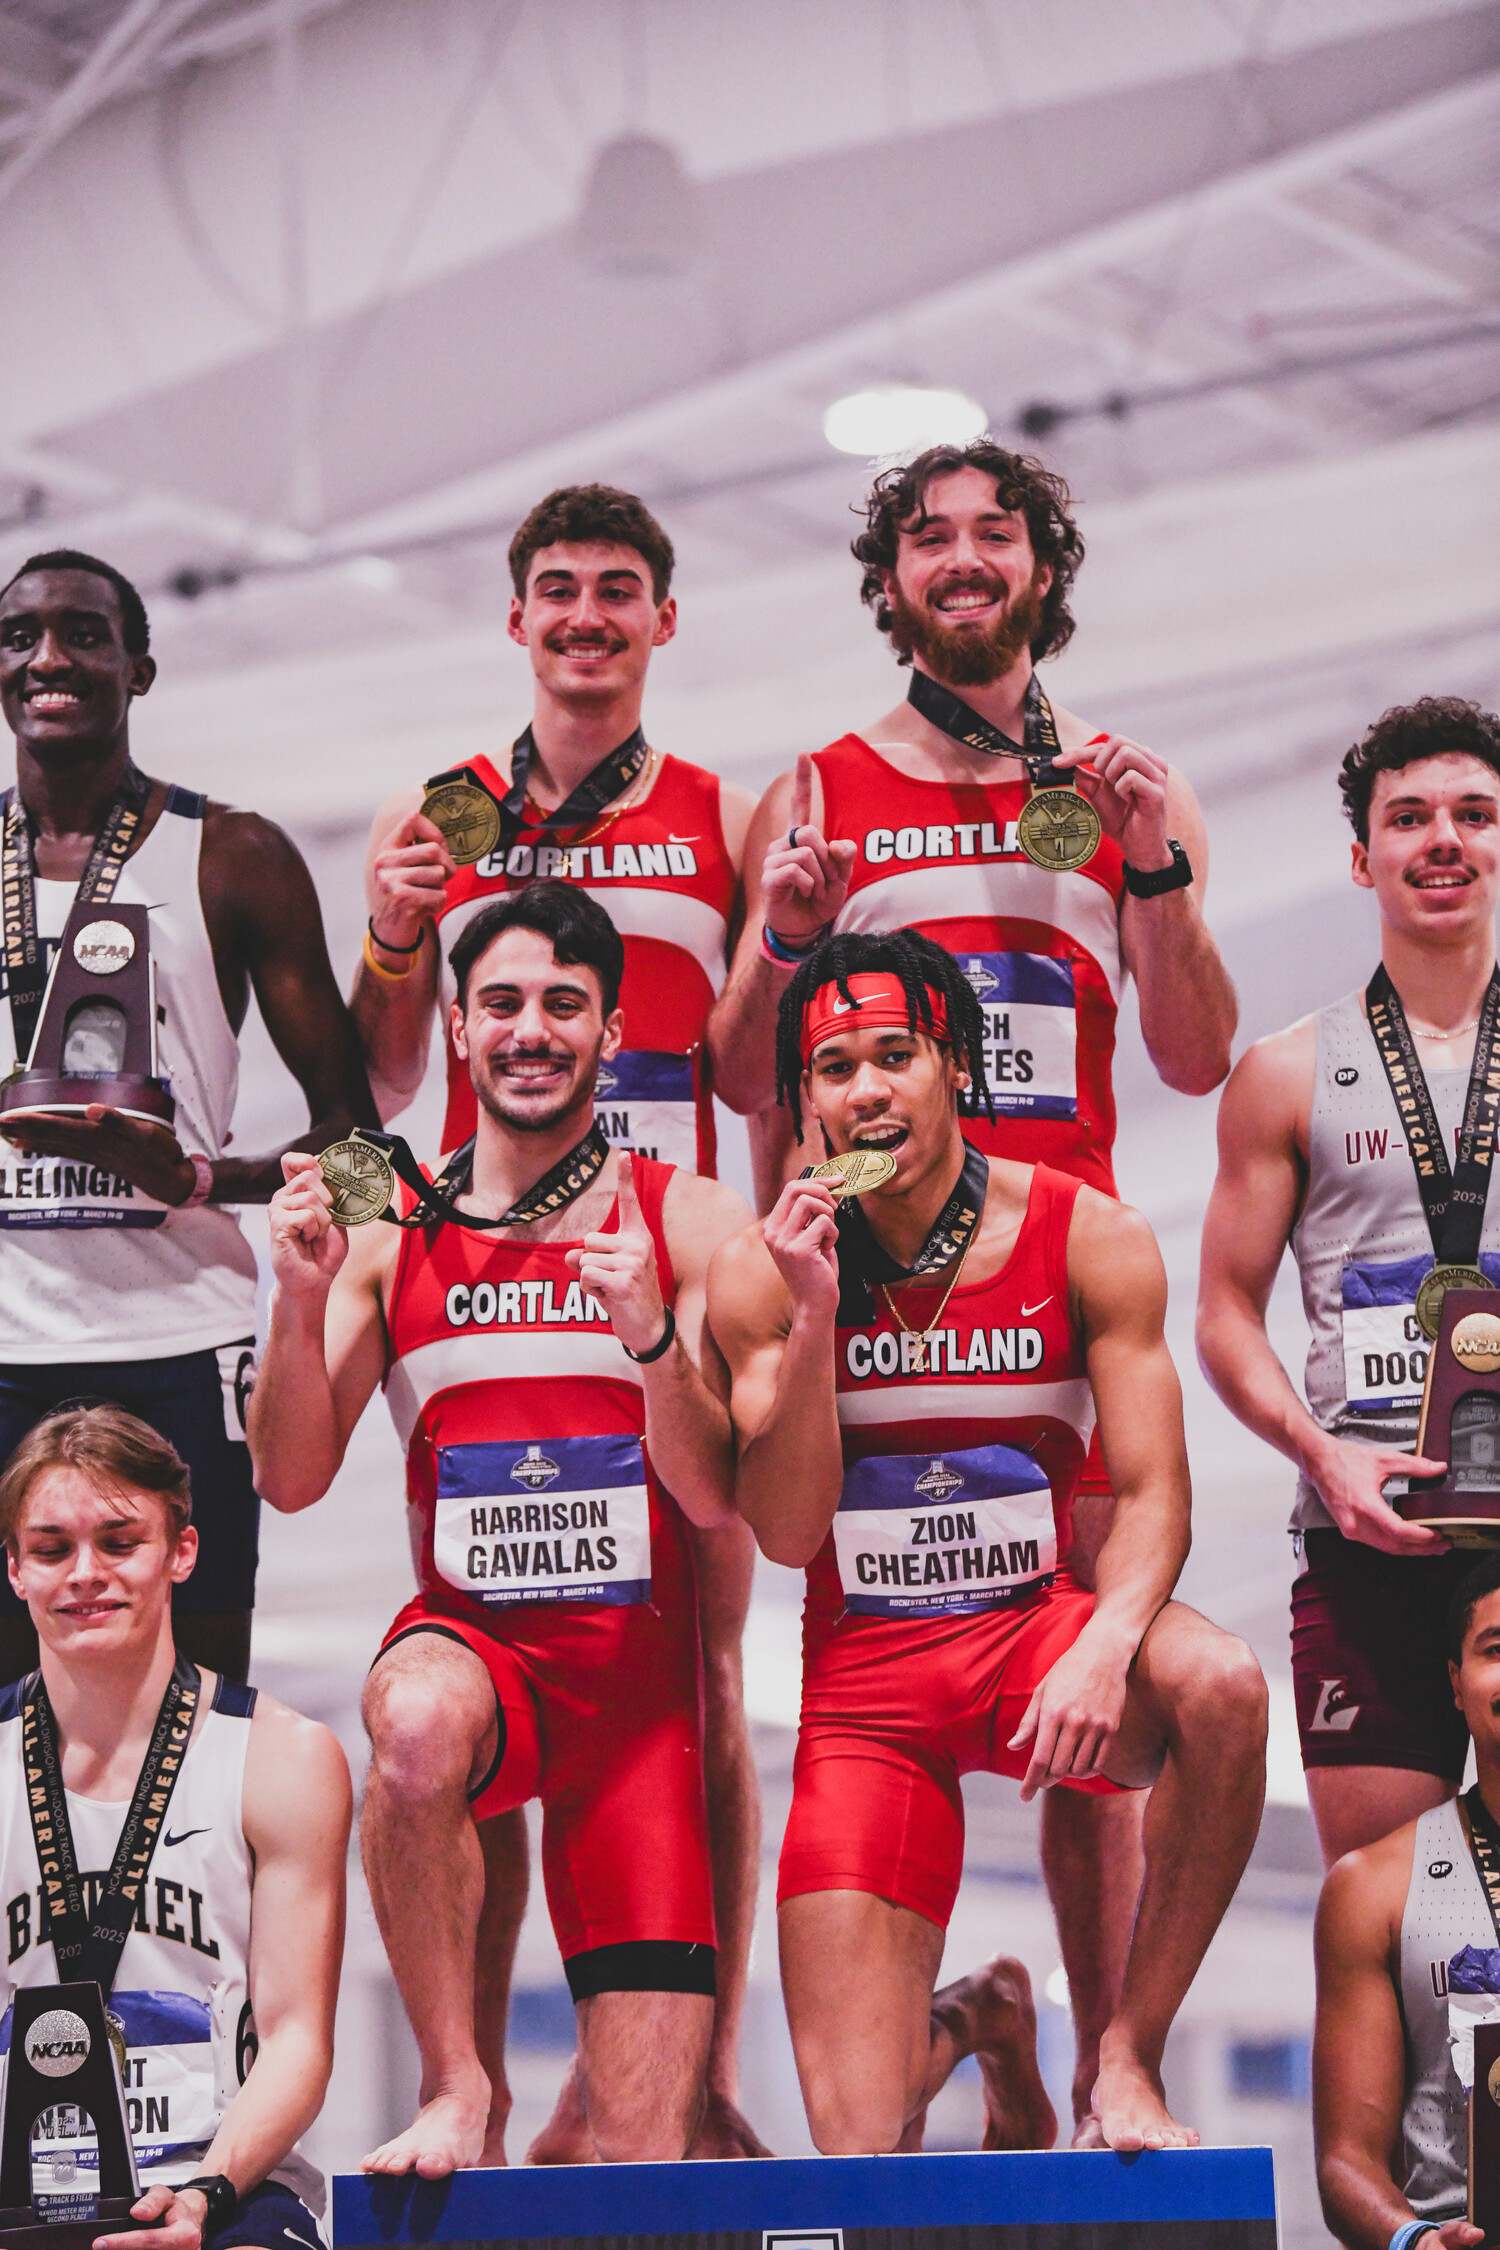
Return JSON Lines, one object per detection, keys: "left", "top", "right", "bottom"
{"left": 888, "top": 574, "right": 1045, "bottom": 689}
{"left": 470, "top": 1044, "right": 599, "bottom": 1136}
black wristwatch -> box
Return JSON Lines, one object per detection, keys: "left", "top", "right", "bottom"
{"left": 1123, "top": 837, "right": 1193, "bottom": 897}
{"left": 181, "top": 2174, "right": 238, "bottom": 2240}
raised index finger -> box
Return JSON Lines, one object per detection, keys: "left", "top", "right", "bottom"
{"left": 789, "top": 752, "right": 814, "bottom": 838}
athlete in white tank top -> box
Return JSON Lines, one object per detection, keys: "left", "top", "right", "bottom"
{"left": 0, "top": 1400, "right": 350, "bottom": 2250}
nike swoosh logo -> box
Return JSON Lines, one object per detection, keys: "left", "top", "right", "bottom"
{"left": 667, "top": 833, "right": 699, "bottom": 843}
{"left": 163, "top": 1827, "right": 210, "bottom": 1848}
{"left": 1020, "top": 1298, "right": 1053, "bottom": 1318}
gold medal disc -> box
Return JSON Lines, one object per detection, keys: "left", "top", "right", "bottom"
{"left": 809, "top": 1149, "right": 899, "bottom": 1198}
{"left": 420, "top": 781, "right": 502, "bottom": 867}
{"left": 1415, "top": 1262, "right": 1491, "bottom": 1342}
{"left": 318, "top": 1137, "right": 396, "bottom": 1228}
{"left": 1017, "top": 786, "right": 1101, "bottom": 873}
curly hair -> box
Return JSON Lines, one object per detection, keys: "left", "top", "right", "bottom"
{"left": 508, "top": 485, "right": 675, "bottom": 604}
{"left": 774, "top": 928, "right": 995, "bottom": 1134}
{"left": 1339, "top": 696, "right": 1500, "bottom": 844}
{"left": 1, "top": 549, "right": 150, "bottom": 656}
{"left": 851, "top": 441, "right": 1083, "bottom": 663}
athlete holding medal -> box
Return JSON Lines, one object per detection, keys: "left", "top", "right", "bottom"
{"left": 706, "top": 441, "right": 1237, "bottom": 2143}
{"left": 1200, "top": 698, "right": 1500, "bottom": 1870}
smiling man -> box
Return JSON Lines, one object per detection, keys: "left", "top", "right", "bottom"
{"left": 0, "top": 549, "right": 376, "bottom": 1688}
{"left": 350, "top": 484, "right": 766, "bottom": 2161}
{"left": 1200, "top": 698, "right": 1500, "bottom": 1873}
{"left": 0, "top": 1401, "right": 349, "bottom": 2250}
{"left": 707, "top": 927, "right": 1265, "bottom": 2156}
{"left": 705, "top": 439, "right": 1236, "bottom": 2141}
{"left": 251, "top": 884, "right": 753, "bottom": 2175}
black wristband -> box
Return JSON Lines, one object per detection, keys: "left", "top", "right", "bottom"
{"left": 1123, "top": 837, "right": 1193, "bottom": 897}
{"left": 181, "top": 2174, "right": 237, "bottom": 2239}
{"left": 368, "top": 915, "right": 423, "bottom": 955}
{"left": 621, "top": 1305, "right": 677, "bottom": 1364}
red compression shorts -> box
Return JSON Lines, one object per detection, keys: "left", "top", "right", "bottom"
{"left": 378, "top": 1589, "right": 716, "bottom": 1967}
{"left": 779, "top": 1567, "right": 1126, "bottom": 1930}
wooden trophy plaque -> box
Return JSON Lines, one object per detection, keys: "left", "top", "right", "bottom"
{"left": 0, "top": 1982, "right": 160, "bottom": 2247}
{"left": 1400, "top": 1287, "right": 1500, "bottom": 1543}
{"left": 1471, "top": 2017, "right": 1500, "bottom": 2233}
{"left": 0, "top": 901, "right": 173, "bottom": 1131}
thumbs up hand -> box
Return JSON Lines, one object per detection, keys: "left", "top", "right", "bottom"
{"left": 566, "top": 1153, "right": 670, "bottom": 1359}
{"left": 761, "top": 753, "right": 856, "bottom": 949}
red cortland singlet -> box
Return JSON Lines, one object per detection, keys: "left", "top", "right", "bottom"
{"left": 778, "top": 1163, "right": 1122, "bottom": 1930}
{"left": 434, "top": 751, "right": 735, "bottom": 1172}
{"left": 378, "top": 1156, "right": 714, "bottom": 1965}
{"left": 813, "top": 736, "right": 1127, "bottom": 1196}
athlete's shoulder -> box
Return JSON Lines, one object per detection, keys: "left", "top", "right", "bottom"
{"left": 1319, "top": 1817, "right": 1420, "bottom": 1954}
{"left": 1224, "top": 1013, "right": 1319, "bottom": 1117}
{"left": 242, "top": 1685, "right": 352, "bottom": 1855}
{"left": 662, "top": 1165, "right": 753, "bottom": 1242}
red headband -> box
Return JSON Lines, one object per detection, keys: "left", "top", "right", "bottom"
{"left": 800, "top": 973, "right": 949, "bottom": 1066}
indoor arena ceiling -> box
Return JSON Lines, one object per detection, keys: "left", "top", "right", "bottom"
{"left": 0, "top": 0, "right": 1495, "bottom": 682}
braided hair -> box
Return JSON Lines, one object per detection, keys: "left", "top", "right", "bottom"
{"left": 775, "top": 928, "right": 995, "bottom": 1134}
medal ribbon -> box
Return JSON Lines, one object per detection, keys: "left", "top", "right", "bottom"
{"left": 0, "top": 763, "right": 151, "bottom": 1067}
{"left": 426, "top": 725, "right": 648, "bottom": 861}
{"left": 1465, "top": 1785, "right": 1500, "bottom": 1946}
{"left": 906, "top": 668, "right": 1067, "bottom": 784}
{"left": 834, "top": 1138, "right": 990, "bottom": 1325}
{"left": 23, "top": 1651, "right": 199, "bottom": 1999}
{"left": 367, "top": 1120, "right": 611, "bottom": 1233}
{"left": 1365, "top": 964, "right": 1500, "bottom": 1269}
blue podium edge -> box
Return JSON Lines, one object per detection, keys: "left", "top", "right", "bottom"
{"left": 334, "top": 2146, "right": 1277, "bottom": 2244}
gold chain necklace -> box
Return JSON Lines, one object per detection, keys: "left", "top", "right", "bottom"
{"left": 879, "top": 1232, "right": 976, "bottom": 1374}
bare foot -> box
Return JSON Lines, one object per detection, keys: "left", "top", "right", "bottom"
{"left": 933, "top": 1954, "right": 1057, "bottom": 2152}
{"left": 1089, "top": 2041, "right": 1198, "bottom": 2153}
{"left": 690, "top": 2089, "right": 774, "bottom": 2159}
{"left": 1070, "top": 2112, "right": 1109, "bottom": 2150}
{"left": 525, "top": 2058, "right": 597, "bottom": 2166}
{"left": 363, "top": 2079, "right": 491, "bottom": 2177}
{"left": 897, "top": 2107, "right": 927, "bottom": 2152}
{"left": 479, "top": 2091, "right": 511, "bottom": 2168}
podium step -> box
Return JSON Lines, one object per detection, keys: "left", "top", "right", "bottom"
{"left": 334, "top": 2146, "right": 1277, "bottom": 2249}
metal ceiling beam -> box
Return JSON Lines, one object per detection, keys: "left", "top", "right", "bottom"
{"left": 0, "top": 0, "right": 215, "bottom": 210}
{"left": 1274, "top": 173, "right": 1500, "bottom": 306}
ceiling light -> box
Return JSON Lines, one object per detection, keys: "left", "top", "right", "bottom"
{"left": 823, "top": 385, "right": 988, "bottom": 458}
{"left": 577, "top": 134, "right": 699, "bottom": 277}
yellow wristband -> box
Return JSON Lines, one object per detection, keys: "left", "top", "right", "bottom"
{"left": 363, "top": 928, "right": 416, "bottom": 981}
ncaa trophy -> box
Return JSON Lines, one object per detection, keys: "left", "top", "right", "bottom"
{"left": 0, "top": 1982, "right": 160, "bottom": 2246}
{"left": 1399, "top": 1288, "right": 1500, "bottom": 1543}
{"left": 0, "top": 902, "right": 173, "bottom": 1131}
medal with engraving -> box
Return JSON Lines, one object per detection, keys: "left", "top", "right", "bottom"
{"left": 906, "top": 668, "right": 1100, "bottom": 870}
{"left": 804, "top": 1149, "right": 898, "bottom": 1198}
{"left": 1365, "top": 966, "right": 1500, "bottom": 1340}
{"left": 425, "top": 723, "right": 648, "bottom": 874}
{"left": 418, "top": 778, "right": 501, "bottom": 867}
{"left": 319, "top": 1123, "right": 610, "bottom": 1233}
{"left": 833, "top": 1138, "right": 990, "bottom": 1328}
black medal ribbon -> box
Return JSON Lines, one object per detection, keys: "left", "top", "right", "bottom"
{"left": 0, "top": 762, "right": 151, "bottom": 1067}
{"left": 368, "top": 1119, "right": 611, "bottom": 1233}
{"left": 426, "top": 724, "right": 648, "bottom": 861}
{"left": 906, "top": 668, "right": 1067, "bottom": 784}
{"left": 22, "top": 1651, "right": 199, "bottom": 1999}
{"left": 1465, "top": 1785, "right": 1500, "bottom": 1945}
{"left": 835, "top": 1139, "right": 990, "bottom": 1324}
{"left": 1365, "top": 964, "right": 1500, "bottom": 1269}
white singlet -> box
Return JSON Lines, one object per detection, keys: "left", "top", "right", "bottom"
{"left": 0, "top": 790, "right": 257, "bottom": 1363}
{"left": 0, "top": 1671, "right": 321, "bottom": 2213}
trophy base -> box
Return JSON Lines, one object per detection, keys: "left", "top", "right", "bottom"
{"left": 0, "top": 2198, "right": 164, "bottom": 2247}
{"left": 1396, "top": 1488, "right": 1500, "bottom": 1545}
{"left": 0, "top": 1076, "right": 175, "bottom": 1129}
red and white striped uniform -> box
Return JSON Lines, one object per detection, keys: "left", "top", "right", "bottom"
{"left": 813, "top": 736, "right": 1127, "bottom": 1194}
{"left": 433, "top": 753, "right": 735, "bottom": 1172}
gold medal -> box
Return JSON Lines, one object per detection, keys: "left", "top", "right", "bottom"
{"left": 420, "top": 780, "right": 502, "bottom": 867}
{"left": 808, "top": 1149, "right": 899, "bottom": 1198}
{"left": 1016, "top": 785, "right": 1101, "bottom": 872}
{"left": 1415, "top": 1262, "right": 1491, "bottom": 1342}
{"left": 318, "top": 1135, "right": 396, "bottom": 1228}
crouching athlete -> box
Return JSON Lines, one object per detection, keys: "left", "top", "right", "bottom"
{"left": 708, "top": 929, "right": 1267, "bottom": 2155}
{"left": 249, "top": 883, "right": 754, "bottom": 2172}
{"left": 0, "top": 1403, "right": 349, "bottom": 2250}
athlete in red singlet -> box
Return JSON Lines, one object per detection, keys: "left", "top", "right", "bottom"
{"left": 349, "top": 486, "right": 765, "bottom": 2159}
{"left": 708, "top": 930, "right": 1265, "bottom": 2157}
{"left": 250, "top": 885, "right": 755, "bottom": 2173}
{"left": 707, "top": 441, "right": 1237, "bottom": 2137}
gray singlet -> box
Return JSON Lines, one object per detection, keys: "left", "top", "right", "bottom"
{"left": 1290, "top": 989, "right": 1500, "bottom": 1532}
{"left": 1399, "top": 1796, "right": 1492, "bottom": 2224}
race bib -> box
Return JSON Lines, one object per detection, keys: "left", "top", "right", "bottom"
{"left": 1341, "top": 1255, "right": 1500, "bottom": 1412}
{"left": 833, "top": 1441, "right": 1056, "bottom": 1619}
{"left": 434, "top": 1434, "right": 652, "bottom": 1607}
{"left": 593, "top": 1050, "right": 696, "bottom": 1169}
{"left": 0, "top": 1153, "right": 165, "bottom": 1232}
{"left": 955, "top": 953, "right": 1076, "bottom": 1121}
{"left": 0, "top": 1989, "right": 219, "bottom": 2181}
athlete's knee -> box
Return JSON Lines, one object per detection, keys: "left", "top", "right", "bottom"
{"left": 1167, "top": 1624, "right": 1268, "bottom": 1753}
{"left": 803, "top": 2079, "right": 906, "bottom": 2157}
{"left": 363, "top": 1664, "right": 489, "bottom": 1797}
